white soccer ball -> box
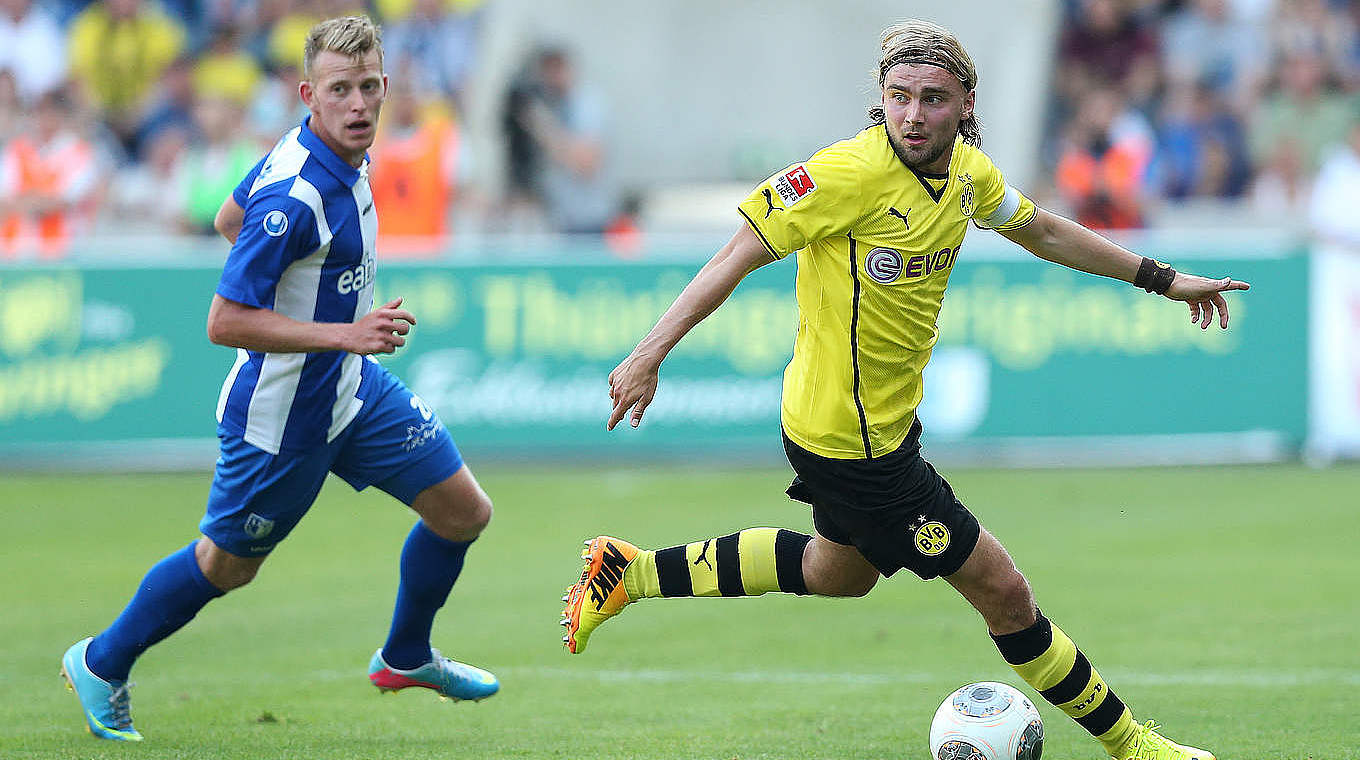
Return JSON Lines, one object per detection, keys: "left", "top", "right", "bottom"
{"left": 928, "top": 681, "right": 1044, "bottom": 760}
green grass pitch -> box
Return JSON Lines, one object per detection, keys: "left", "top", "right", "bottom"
{"left": 2, "top": 463, "right": 1357, "bottom": 759}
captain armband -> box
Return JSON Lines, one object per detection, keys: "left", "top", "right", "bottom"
{"left": 1133, "top": 257, "right": 1176, "bottom": 295}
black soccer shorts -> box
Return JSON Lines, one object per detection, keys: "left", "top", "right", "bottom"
{"left": 782, "top": 417, "right": 980, "bottom": 580}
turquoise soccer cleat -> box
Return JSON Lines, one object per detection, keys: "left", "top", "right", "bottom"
{"left": 60, "top": 637, "right": 143, "bottom": 742}
{"left": 368, "top": 648, "right": 499, "bottom": 702}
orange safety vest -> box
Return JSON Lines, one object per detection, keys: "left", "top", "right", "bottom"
{"left": 1, "top": 133, "right": 96, "bottom": 259}
{"left": 369, "top": 119, "right": 459, "bottom": 258}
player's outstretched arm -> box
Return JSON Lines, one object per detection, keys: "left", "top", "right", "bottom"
{"left": 999, "top": 207, "right": 1250, "bottom": 329}
{"left": 207, "top": 295, "right": 416, "bottom": 355}
{"left": 607, "top": 223, "right": 775, "bottom": 430}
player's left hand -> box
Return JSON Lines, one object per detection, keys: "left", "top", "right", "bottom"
{"left": 606, "top": 351, "right": 660, "bottom": 431}
{"left": 1164, "top": 273, "right": 1251, "bottom": 330}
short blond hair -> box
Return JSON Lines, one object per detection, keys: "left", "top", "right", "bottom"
{"left": 302, "top": 15, "right": 384, "bottom": 79}
{"left": 868, "top": 19, "right": 982, "bottom": 146}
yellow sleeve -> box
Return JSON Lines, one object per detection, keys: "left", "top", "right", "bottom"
{"left": 736, "top": 149, "right": 865, "bottom": 259}
{"left": 969, "top": 151, "right": 1036, "bottom": 231}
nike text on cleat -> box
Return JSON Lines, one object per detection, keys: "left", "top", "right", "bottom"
{"left": 561, "top": 536, "right": 639, "bottom": 654}
{"left": 60, "top": 637, "right": 143, "bottom": 741}
{"left": 1112, "top": 720, "right": 1216, "bottom": 760}
{"left": 367, "top": 648, "right": 499, "bottom": 702}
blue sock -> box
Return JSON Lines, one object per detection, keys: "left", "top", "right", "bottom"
{"left": 381, "top": 522, "right": 471, "bottom": 670}
{"left": 85, "top": 541, "right": 224, "bottom": 682}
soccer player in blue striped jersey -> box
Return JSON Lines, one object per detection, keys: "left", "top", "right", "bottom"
{"left": 61, "top": 16, "right": 497, "bottom": 742}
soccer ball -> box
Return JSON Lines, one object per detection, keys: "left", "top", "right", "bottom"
{"left": 928, "top": 681, "right": 1044, "bottom": 760}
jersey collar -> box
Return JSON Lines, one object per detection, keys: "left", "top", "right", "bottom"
{"left": 298, "top": 116, "right": 369, "bottom": 187}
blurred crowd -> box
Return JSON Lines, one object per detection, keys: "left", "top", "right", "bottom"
{"left": 1045, "top": 0, "right": 1360, "bottom": 229}
{"left": 3, "top": 0, "right": 1360, "bottom": 260}
{"left": 0, "top": 0, "right": 633, "bottom": 259}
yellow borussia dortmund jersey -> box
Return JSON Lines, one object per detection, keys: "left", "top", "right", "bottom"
{"left": 739, "top": 125, "right": 1036, "bottom": 459}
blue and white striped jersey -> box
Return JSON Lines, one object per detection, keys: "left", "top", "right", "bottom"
{"left": 215, "top": 117, "right": 378, "bottom": 454}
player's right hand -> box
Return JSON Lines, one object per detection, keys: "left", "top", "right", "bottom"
{"left": 607, "top": 351, "right": 660, "bottom": 430}
{"left": 346, "top": 297, "right": 416, "bottom": 355}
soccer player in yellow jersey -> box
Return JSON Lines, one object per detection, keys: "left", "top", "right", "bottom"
{"left": 562, "top": 20, "right": 1247, "bottom": 760}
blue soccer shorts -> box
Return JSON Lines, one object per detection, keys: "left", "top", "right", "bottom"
{"left": 200, "top": 364, "right": 463, "bottom": 557}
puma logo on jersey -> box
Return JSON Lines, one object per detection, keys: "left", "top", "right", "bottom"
{"left": 887, "top": 206, "right": 910, "bottom": 229}
{"left": 762, "top": 188, "right": 784, "bottom": 218}
{"left": 694, "top": 539, "right": 714, "bottom": 571}
{"left": 588, "top": 541, "right": 632, "bottom": 611}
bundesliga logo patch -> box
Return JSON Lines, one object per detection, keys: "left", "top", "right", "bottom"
{"left": 773, "top": 165, "right": 817, "bottom": 207}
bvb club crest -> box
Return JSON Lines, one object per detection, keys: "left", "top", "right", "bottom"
{"left": 959, "top": 173, "right": 976, "bottom": 217}
{"left": 914, "top": 520, "right": 950, "bottom": 556}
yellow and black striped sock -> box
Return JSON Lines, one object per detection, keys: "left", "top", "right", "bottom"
{"left": 991, "top": 612, "right": 1137, "bottom": 757}
{"left": 622, "top": 528, "right": 811, "bottom": 599}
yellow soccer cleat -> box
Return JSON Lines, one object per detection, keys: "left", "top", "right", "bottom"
{"left": 561, "top": 536, "right": 639, "bottom": 654}
{"left": 1112, "top": 720, "right": 1216, "bottom": 760}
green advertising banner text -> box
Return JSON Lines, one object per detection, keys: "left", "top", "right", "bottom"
{"left": 0, "top": 249, "right": 1306, "bottom": 461}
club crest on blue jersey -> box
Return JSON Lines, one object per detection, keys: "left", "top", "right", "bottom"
{"left": 243, "top": 512, "right": 275, "bottom": 539}
{"left": 866, "top": 247, "right": 903, "bottom": 283}
{"left": 263, "top": 209, "right": 289, "bottom": 237}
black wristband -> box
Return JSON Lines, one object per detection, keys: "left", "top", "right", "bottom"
{"left": 1134, "top": 257, "right": 1176, "bottom": 295}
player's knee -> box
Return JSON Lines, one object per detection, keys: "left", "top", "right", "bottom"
{"left": 466, "top": 492, "right": 493, "bottom": 534}
{"left": 212, "top": 564, "right": 260, "bottom": 591}
{"left": 197, "top": 542, "right": 264, "bottom": 592}
{"left": 818, "top": 564, "right": 879, "bottom": 597}
{"left": 839, "top": 568, "right": 879, "bottom": 597}
{"left": 427, "top": 490, "right": 492, "bottom": 541}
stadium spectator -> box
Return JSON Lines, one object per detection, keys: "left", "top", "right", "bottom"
{"left": 132, "top": 54, "right": 197, "bottom": 160}
{"left": 265, "top": 0, "right": 363, "bottom": 72}
{"left": 1154, "top": 81, "right": 1251, "bottom": 199}
{"left": 66, "top": 0, "right": 185, "bottom": 158}
{"left": 369, "top": 74, "right": 462, "bottom": 256}
{"left": 0, "top": 0, "right": 67, "bottom": 105}
{"left": 173, "top": 94, "right": 262, "bottom": 235}
{"left": 1249, "top": 137, "right": 1312, "bottom": 218}
{"left": 1309, "top": 120, "right": 1360, "bottom": 247}
{"left": 1306, "top": 120, "right": 1360, "bottom": 462}
{"left": 248, "top": 60, "right": 309, "bottom": 141}
{"left": 1270, "top": 0, "right": 1356, "bottom": 88}
{"left": 1161, "top": 0, "right": 1268, "bottom": 110}
{"left": 0, "top": 89, "right": 100, "bottom": 258}
{"left": 1056, "top": 0, "right": 1160, "bottom": 113}
{"left": 1248, "top": 49, "right": 1357, "bottom": 176}
{"left": 104, "top": 124, "right": 187, "bottom": 233}
{"left": 192, "top": 23, "right": 264, "bottom": 108}
{"left": 1054, "top": 86, "right": 1154, "bottom": 228}
{"left": 0, "top": 68, "right": 20, "bottom": 145}
{"left": 501, "top": 46, "right": 617, "bottom": 234}
{"left": 382, "top": 0, "right": 481, "bottom": 109}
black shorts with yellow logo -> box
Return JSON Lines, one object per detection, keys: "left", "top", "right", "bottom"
{"left": 782, "top": 418, "right": 980, "bottom": 580}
